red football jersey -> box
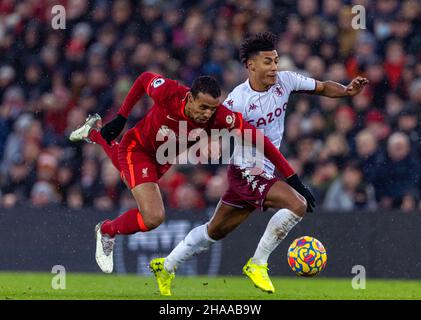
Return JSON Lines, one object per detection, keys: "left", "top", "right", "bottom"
{"left": 116, "top": 72, "right": 295, "bottom": 178}
{"left": 118, "top": 72, "right": 243, "bottom": 155}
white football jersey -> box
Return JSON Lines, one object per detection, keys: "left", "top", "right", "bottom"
{"left": 223, "top": 71, "right": 316, "bottom": 175}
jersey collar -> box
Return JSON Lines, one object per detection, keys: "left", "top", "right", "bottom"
{"left": 246, "top": 78, "right": 275, "bottom": 93}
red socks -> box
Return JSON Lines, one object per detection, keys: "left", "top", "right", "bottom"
{"left": 89, "top": 129, "right": 121, "bottom": 171}
{"left": 90, "top": 131, "right": 149, "bottom": 237}
{"left": 101, "top": 208, "right": 149, "bottom": 237}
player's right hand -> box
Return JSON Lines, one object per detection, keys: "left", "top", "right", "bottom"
{"left": 286, "top": 174, "right": 316, "bottom": 213}
{"left": 100, "top": 114, "right": 127, "bottom": 145}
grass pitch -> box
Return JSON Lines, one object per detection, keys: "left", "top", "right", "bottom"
{"left": 0, "top": 272, "right": 420, "bottom": 300}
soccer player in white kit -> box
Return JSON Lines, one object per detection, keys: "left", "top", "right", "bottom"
{"left": 150, "top": 32, "right": 369, "bottom": 295}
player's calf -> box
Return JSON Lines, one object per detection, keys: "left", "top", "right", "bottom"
{"left": 288, "top": 194, "right": 307, "bottom": 217}
{"left": 207, "top": 204, "right": 252, "bottom": 240}
{"left": 138, "top": 208, "right": 165, "bottom": 230}
{"left": 164, "top": 224, "right": 216, "bottom": 273}
{"left": 264, "top": 180, "right": 308, "bottom": 217}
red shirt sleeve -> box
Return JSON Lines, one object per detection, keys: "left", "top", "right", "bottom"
{"left": 117, "top": 72, "right": 178, "bottom": 118}
{"left": 211, "top": 105, "right": 295, "bottom": 178}
{"left": 240, "top": 121, "right": 295, "bottom": 178}
{"left": 210, "top": 105, "right": 243, "bottom": 130}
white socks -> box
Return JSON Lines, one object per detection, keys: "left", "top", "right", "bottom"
{"left": 164, "top": 223, "right": 216, "bottom": 273}
{"left": 164, "top": 209, "right": 302, "bottom": 272}
{"left": 252, "top": 208, "right": 302, "bottom": 265}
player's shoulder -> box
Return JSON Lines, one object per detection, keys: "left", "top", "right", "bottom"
{"left": 147, "top": 73, "right": 187, "bottom": 101}
{"left": 231, "top": 80, "right": 250, "bottom": 94}
{"left": 224, "top": 80, "right": 252, "bottom": 109}
{"left": 148, "top": 73, "right": 178, "bottom": 90}
{"left": 277, "top": 70, "right": 298, "bottom": 81}
{"left": 277, "top": 70, "right": 311, "bottom": 81}
{"left": 212, "top": 104, "right": 240, "bottom": 130}
{"left": 277, "top": 70, "right": 313, "bottom": 88}
{"left": 229, "top": 81, "right": 249, "bottom": 99}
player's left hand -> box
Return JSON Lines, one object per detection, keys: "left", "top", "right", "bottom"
{"left": 346, "top": 77, "right": 369, "bottom": 96}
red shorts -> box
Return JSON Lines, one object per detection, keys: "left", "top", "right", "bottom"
{"left": 221, "top": 164, "right": 279, "bottom": 211}
{"left": 118, "top": 128, "right": 171, "bottom": 189}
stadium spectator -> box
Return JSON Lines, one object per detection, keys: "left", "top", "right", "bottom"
{"left": 333, "top": 105, "right": 358, "bottom": 149}
{"left": 308, "top": 159, "right": 339, "bottom": 203}
{"left": 98, "top": 159, "right": 124, "bottom": 209}
{"left": 66, "top": 184, "right": 84, "bottom": 210}
{"left": 365, "top": 109, "right": 391, "bottom": 142}
{"left": 36, "top": 152, "right": 58, "bottom": 186}
{"left": 30, "top": 180, "right": 60, "bottom": 207}
{"left": 173, "top": 183, "right": 206, "bottom": 211}
{"left": 0, "top": 157, "right": 34, "bottom": 208}
{"left": 354, "top": 129, "right": 385, "bottom": 185}
{"left": 80, "top": 157, "right": 101, "bottom": 206}
{"left": 204, "top": 168, "right": 228, "bottom": 206}
{"left": 323, "top": 160, "right": 377, "bottom": 211}
{"left": 396, "top": 107, "right": 420, "bottom": 155}
{"left": 57, "top": 161, "right": 76, "bottom": 204}
{"left": 319, "top": 131, "right": 350, "bottom": 168}
{"left": 374, "top": 132, "right": 420, "bottom": 209}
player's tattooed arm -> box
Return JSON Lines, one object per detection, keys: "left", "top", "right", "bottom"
{"left": 314, "top": 76, "right": 369, "bottom": 97}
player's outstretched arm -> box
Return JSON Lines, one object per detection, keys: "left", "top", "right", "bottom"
{"left": 314, "top": 76, "right": 369, "bottom": 98}
{"left": 101, "top": 72, "right": 160, "bottom": 144}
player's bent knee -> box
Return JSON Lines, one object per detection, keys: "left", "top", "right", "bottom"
{"left": 292, "top": 197, "right": 307, "bottom": 217}
{"left": 141, "top": 208, "right": 165, "bottom": 230}
{"left": 207, "top": 226, "right": 228, "bottom": 241}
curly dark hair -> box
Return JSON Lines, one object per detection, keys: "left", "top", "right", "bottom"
{"left": 239, "top": 32, "right": 278, "bottom": 67}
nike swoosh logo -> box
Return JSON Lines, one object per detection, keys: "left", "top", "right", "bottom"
{"left": 166, "top": 115, "right": 178, "bottom": 122}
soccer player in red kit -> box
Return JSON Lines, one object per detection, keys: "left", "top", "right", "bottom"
{"left": 69, "top": 72, "right": 299, "bottom": 274}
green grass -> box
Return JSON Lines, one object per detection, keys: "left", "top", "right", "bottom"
{"left": 0, "top": 272, "right": 420, "bottom": 300}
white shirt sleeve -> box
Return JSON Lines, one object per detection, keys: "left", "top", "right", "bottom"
{"left": 281, "top": 71, "right": 316, "bottom": 93}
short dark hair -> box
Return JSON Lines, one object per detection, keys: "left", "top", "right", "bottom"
{"left": 191, "top": 76, "right": 221, "bottom": 99}
{"left": 239, "top": 32, "right": 278, "bottom": 66}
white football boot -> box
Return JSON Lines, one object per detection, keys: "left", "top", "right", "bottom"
{"left": 95, "top": 222, "right": 115, "bottom": 274}
{"left": 69, "top": 113, "right": 102, "bottom": 143}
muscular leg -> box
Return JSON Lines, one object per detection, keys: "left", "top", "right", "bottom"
{"left": 89, "top": 129, "right": 121, "bottom": 171}
{"left": 163, "top": 180, "right": 307, "bottom": 272}
{"left": 89, "top": 126, "right": 166, "bottom": 235}
{"left": 251, "top": 180, "right": 307, "bottom": 265}
{"left": 207, "top": 201, "right": 254, "bottom": 240}
{"left": 101, "top": 182, "right": 165, "bottom": 237}
{"left": 130, "top": 182, "right": 165, "bottom": 229}
{"left": 263, "top": 180, "right": 307, "bottom": 216}
{"left": 164, "top": 202, "right": 254, "bottom": 272}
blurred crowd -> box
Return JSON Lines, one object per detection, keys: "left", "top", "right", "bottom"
{"left": 0, "top": 0, "right": 420, "bottom": 213}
